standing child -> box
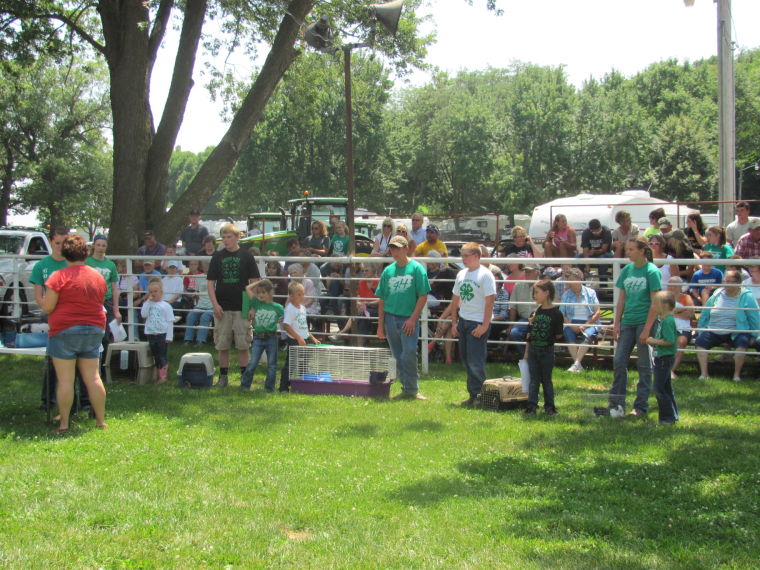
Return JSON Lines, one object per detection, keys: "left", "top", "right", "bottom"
{"left": 240, "top": 279, "right": 285, "bottom": 392}
{"left": 140, "top": 277, "right": 175, "bottom": 382}
{"left": 449, "top": 242, "right": 496, "bottom": 407}
{"left": 524, "top": 279, "right": 565, "bottom": 416}
{"left": 279, "top": 281, "right": 319, "bottom": 392}
{"left": 646, "top": 291, "right": 679, "bottom": 425}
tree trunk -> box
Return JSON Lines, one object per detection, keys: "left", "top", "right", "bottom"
{"left": 99, "top": 0, "right": 154, "bottom": 254}
{"left": 158, "top": 0, "right": 313, "bottom": 246}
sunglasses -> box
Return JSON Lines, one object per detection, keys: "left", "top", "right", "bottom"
{"left": 383, "top": 224, "right": 392, "bottom": 228}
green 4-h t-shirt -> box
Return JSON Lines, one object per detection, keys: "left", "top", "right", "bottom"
{"left": 653, "top": 314, "right": 677, "bottom": 357}
{"left": 375, "top": 259, "right": 431, "bottom": 317}
{"left": 241, "top": 293, "right": 284, "bottom": 335}
{"left": 85, "top": 256, "right": 119, "bottom": 300}
{"left": 30, "top": 256, "right": 67, "bottom": 288}
{"left": 615, "top": 261, "right": 661, "bottom": 325}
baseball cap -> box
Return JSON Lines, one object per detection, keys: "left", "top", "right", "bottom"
{"left": 748, "top": 219, "right": 760, "bottom": 230}
{"left": 142, "top": 260, "right": 154, "bottom": 266}
{"left": 658, "top": 217, "right": 673, "bottom": 228}
{"left": 425, "top": 224, "right": 440, "bottom": 234}
{"left": 167, "top": 260, "right": 182, "bottom": 269}
{"left": 142, "top": 230, "right": 155, "bottom": 238}
{"left": 189, "top": 208, "right": 201, "bottom": 216}
{"left": 670, "top": 229, "right": 686, "bottom": 240}
{"left": 388, "top": 235, "right": 408, "bottom": 248}
{"left": 523, "top": 262, "right": 539, "bottom": 271}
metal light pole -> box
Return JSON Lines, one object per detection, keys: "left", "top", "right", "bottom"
{"left": 686, "top": 0, "right": 735, "bottom": 225}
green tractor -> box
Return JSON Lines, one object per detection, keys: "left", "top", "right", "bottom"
{"left": 240, "top": 196, "right": 377, "bottom": 255}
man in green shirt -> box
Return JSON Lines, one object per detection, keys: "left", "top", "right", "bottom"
{"left": 375, "top": 235, "right": 431, "bottom": 400}
{"left": 646, "top": 291, "right": 679, "bottom": 424}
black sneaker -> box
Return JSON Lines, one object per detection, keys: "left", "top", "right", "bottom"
{"left": 545, "top": 407, "right": 559, "bottom": 416}
{"left": 460, "top": 398, "right": 476, "bottom": 408}
{"left": 524, "top": 406, "right": 537, "bottom": 415}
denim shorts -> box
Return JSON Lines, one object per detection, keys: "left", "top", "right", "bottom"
{"left": 47, "top": 325, "right": 104, "bottom": 360}
{"left": 695, "top": 331, "right": 751, "bottom": 350}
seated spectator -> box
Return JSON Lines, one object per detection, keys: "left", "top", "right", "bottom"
{"left": 611, "top": 210, "right": 639, "bottom": 259}
{"left": 372, "top": 218, "right": 395, "bottom": 257}
{"left": 395, "top": 224, "right": 417, "bottom": 256}
{"left": 304, "top": 220, "right": 330, "bottom": 256}
{"left": 158, "top": 243, "right": 180, "bottom": 273}
{"left": 265, "top": 258, "right": 289, "bottom": 304}
{"left": 287, "top": 263, "right": 321, "bottom": 332}
{"left": 356, "top": 263, "right": 380, "bottom": 345}
{"left": 136, "top": 230, "right": 166, "bottom": 257}
{"left": 414, "top": 224, "right": 449, "bottom": 257}
{"left": 689, "top": 252, "right": 723, "bottom": 305}
{"left": 542, "top": 213, "right": 577, "bottom": 259}
{"left": 161, "top": 260, "right": 186, "bottom": 314}
{"left": 183, "top": 266, "right": 213, "bottom": 345}
{"left": 643, "top": 207, "right": 666, "bottom": 239}
{"left": 648, "top": 233, "right": 674, "bottom": 287}
{"left": 502, "top": 254, "right": 526, "bottom": 296}
{"left": 664, "top": 229, "right": 697, "bottom": 281}
{"left": 684, "top": 213, "right": 708, "bottom": 252}
{"left": 507, "top": 262, "right": 539, "bottom": 358}
{"left": 667, "top": 276, "right": 695, "bottom": 379}
{"left": 559, "top": 268, "right": 601, "bottom": 373}
{"left": 137, "top": 260, "right": 161, "bottom": 305}
{"left": 489, "top": 265, "right": 510, "bottom": 344}
{"left": 726, "top": 256, "right": 750, "bottom": 282}
{"left": 726, "top": 201, "right": 760, "bottom": 246}
{"left": 742, "top": 263, "right": 760, "bottom": 305}
{"left": 702, "top": 226, "right": 734, "bottom": 269}
{"left": 320, "top": 255, "right": 349, "bottom": 317}
{"left": 426, "top": 251, "right": 457, "bottom": 312}
{"left": 500, "top": 226, "right": 538, "bottom": 258}
{"left": 733, "top": 219, "right": 760, "bottom": 259}
{"left": 329, "top": 220, "right": 350, "bottom": 256}
{"left": 658, "top": 217, "right": 674, "bottom": 236}
{"left": 283, "top": 238, "right": 301, "bottom": 270}
{"left": 199, "top": 234, "right": 217, "bottom": 255}
{"left": 578, "top": 218, "right": 613, "bottom": 277}
{"left": 695, "top": 270, "right": 759, "bottom": 382}
{"left": 116, "top": 259, "right": 140, "bottom": 325}
{"left": 553, "top": 263, "right": 574, "bottom": 300}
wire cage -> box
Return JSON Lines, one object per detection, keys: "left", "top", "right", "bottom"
{"left": 288, "top": 345, "right": 395, "bottom": 398}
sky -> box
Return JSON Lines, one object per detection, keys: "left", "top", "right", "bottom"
{"left": 153, "top": 0, "right": 760, "bottom": 153}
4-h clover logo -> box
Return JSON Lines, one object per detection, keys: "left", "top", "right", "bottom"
{"left": 460, "top": 282, "right": 475, "bottom": 302}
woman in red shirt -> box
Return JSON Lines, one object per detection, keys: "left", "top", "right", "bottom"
{"left": 41, "top": 234, "right": 108, "bottom": 434}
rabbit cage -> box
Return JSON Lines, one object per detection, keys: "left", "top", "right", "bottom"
{"left": 288, "top": 345, "right": 395, "bottom": 398}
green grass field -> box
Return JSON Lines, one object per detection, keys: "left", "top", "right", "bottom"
{"left": 1, "top": 348, "right": 758, "bottom": 568}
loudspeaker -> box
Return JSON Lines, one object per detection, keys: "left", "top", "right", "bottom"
{"left": 369, "top": 0, "right": 403, "bottom": 36}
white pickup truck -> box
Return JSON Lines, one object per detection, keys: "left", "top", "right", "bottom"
{"left": 0, "top": 227, "right": 52, "bottom": 321}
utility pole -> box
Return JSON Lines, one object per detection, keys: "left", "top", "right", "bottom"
{"left": 717, "top": 0, "right": 736, "bottom": 226}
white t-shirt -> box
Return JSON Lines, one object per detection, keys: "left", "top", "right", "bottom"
{"left": 726, "top": 218, "right": 760, "bottom": 245}
{"left": 283, "top": 302, "right": 309, "bottom": 340}
{"left": 611, "top": 223, "right": 640, "bottom": 244}
{"left": 742, "top": 277, "right": 760, "bottom": 305}
{"left": 452, "top": 265, "right": 496, "bottom": 323}
{"left": 161, "top": 275, "right": 184, "bottom": 302}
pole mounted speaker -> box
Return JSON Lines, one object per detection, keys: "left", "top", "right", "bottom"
{"left": 369, "top": 0, "right": 403, "bottom": 36}
{"left": 304, "top": 15, "right": 333, "bottom": 51}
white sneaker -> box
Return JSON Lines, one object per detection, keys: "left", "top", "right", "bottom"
{"left": 574, "top": 363, "right": 584, "bottom": 372}
{"left": 698, "top": 375, "right": 709, "bottom": 381}
{"left": 566, "top": 364, "right": 578, "bottom": 372}
{"left": 732, "top": 376, "right": 742, "bottom": 382}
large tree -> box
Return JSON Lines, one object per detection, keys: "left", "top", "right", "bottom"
{"left": 2, "top": 0, "right": 434, "bottom": 252}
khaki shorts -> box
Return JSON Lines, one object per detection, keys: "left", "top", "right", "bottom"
{"left": 214, "top": 311, "right": 252, "bottom": 351}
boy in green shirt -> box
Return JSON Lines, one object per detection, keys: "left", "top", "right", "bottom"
{"left": 646, "top": 290, "right": 679, "bottom": 425}
{"left": 240, "top": 279, "right": 285, "bottom": 392}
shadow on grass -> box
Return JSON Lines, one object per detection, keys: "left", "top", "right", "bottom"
{"left": 333, "top": 423, "right": 379, "bottom": 438}
{"left": 390, "top": 419, "right": 759, "bottom": 564}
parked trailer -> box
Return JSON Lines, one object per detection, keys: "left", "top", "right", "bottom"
{"left": 528, "top": 190, "right": 701, "bottom": 241}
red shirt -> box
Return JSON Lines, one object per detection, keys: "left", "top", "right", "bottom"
{"left": 45, "top": 264, "right": 107, "bottom": 337}
{"left": 358, "top": 278, "right": 379, "bottom": 300}
{"left": 184, "top": 270, "right": 204, "bottom": 290}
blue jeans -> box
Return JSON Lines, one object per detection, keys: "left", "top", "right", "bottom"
{"left": 508, "top": 319, "right": 529, "bottom": 358}
{"left": 384, "top": 313, "right": 420, "bottom": 395}
{"left": 528, "top": 346, "right": 556, "bottom": 409}
{"left": 146, "top": 333, "right": 168, "bottom": 368}
{"left": 695, "top": 331, "right": 751, "bottom": 350}
{"left": 563, "top": 319, "right": 599, "bottom": 344}
{"left": 610, "top": 322, "right": 652, "bottom": 413}
{"left": 184, "top": 309, "right": 213, "bottom": 343}
{"left": 458, "top": 318, "right": 490, "bottom": 398}
{"left": 241, "top": 335, "right": 278, "bottom": 391}
{"left": 653, "top": 354, "right": 678, "bottom": 423}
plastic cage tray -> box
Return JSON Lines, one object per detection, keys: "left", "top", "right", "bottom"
{"left": 288, "top": 345, "right": 394, "bottom": 398}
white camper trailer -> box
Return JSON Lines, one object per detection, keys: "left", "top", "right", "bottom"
{"left": 528, "top": 190, "right": 699, "bottom": 240}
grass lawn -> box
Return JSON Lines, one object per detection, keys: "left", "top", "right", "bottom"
{"left": 1, "top": 347, "right": 758, "bottom": 568}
